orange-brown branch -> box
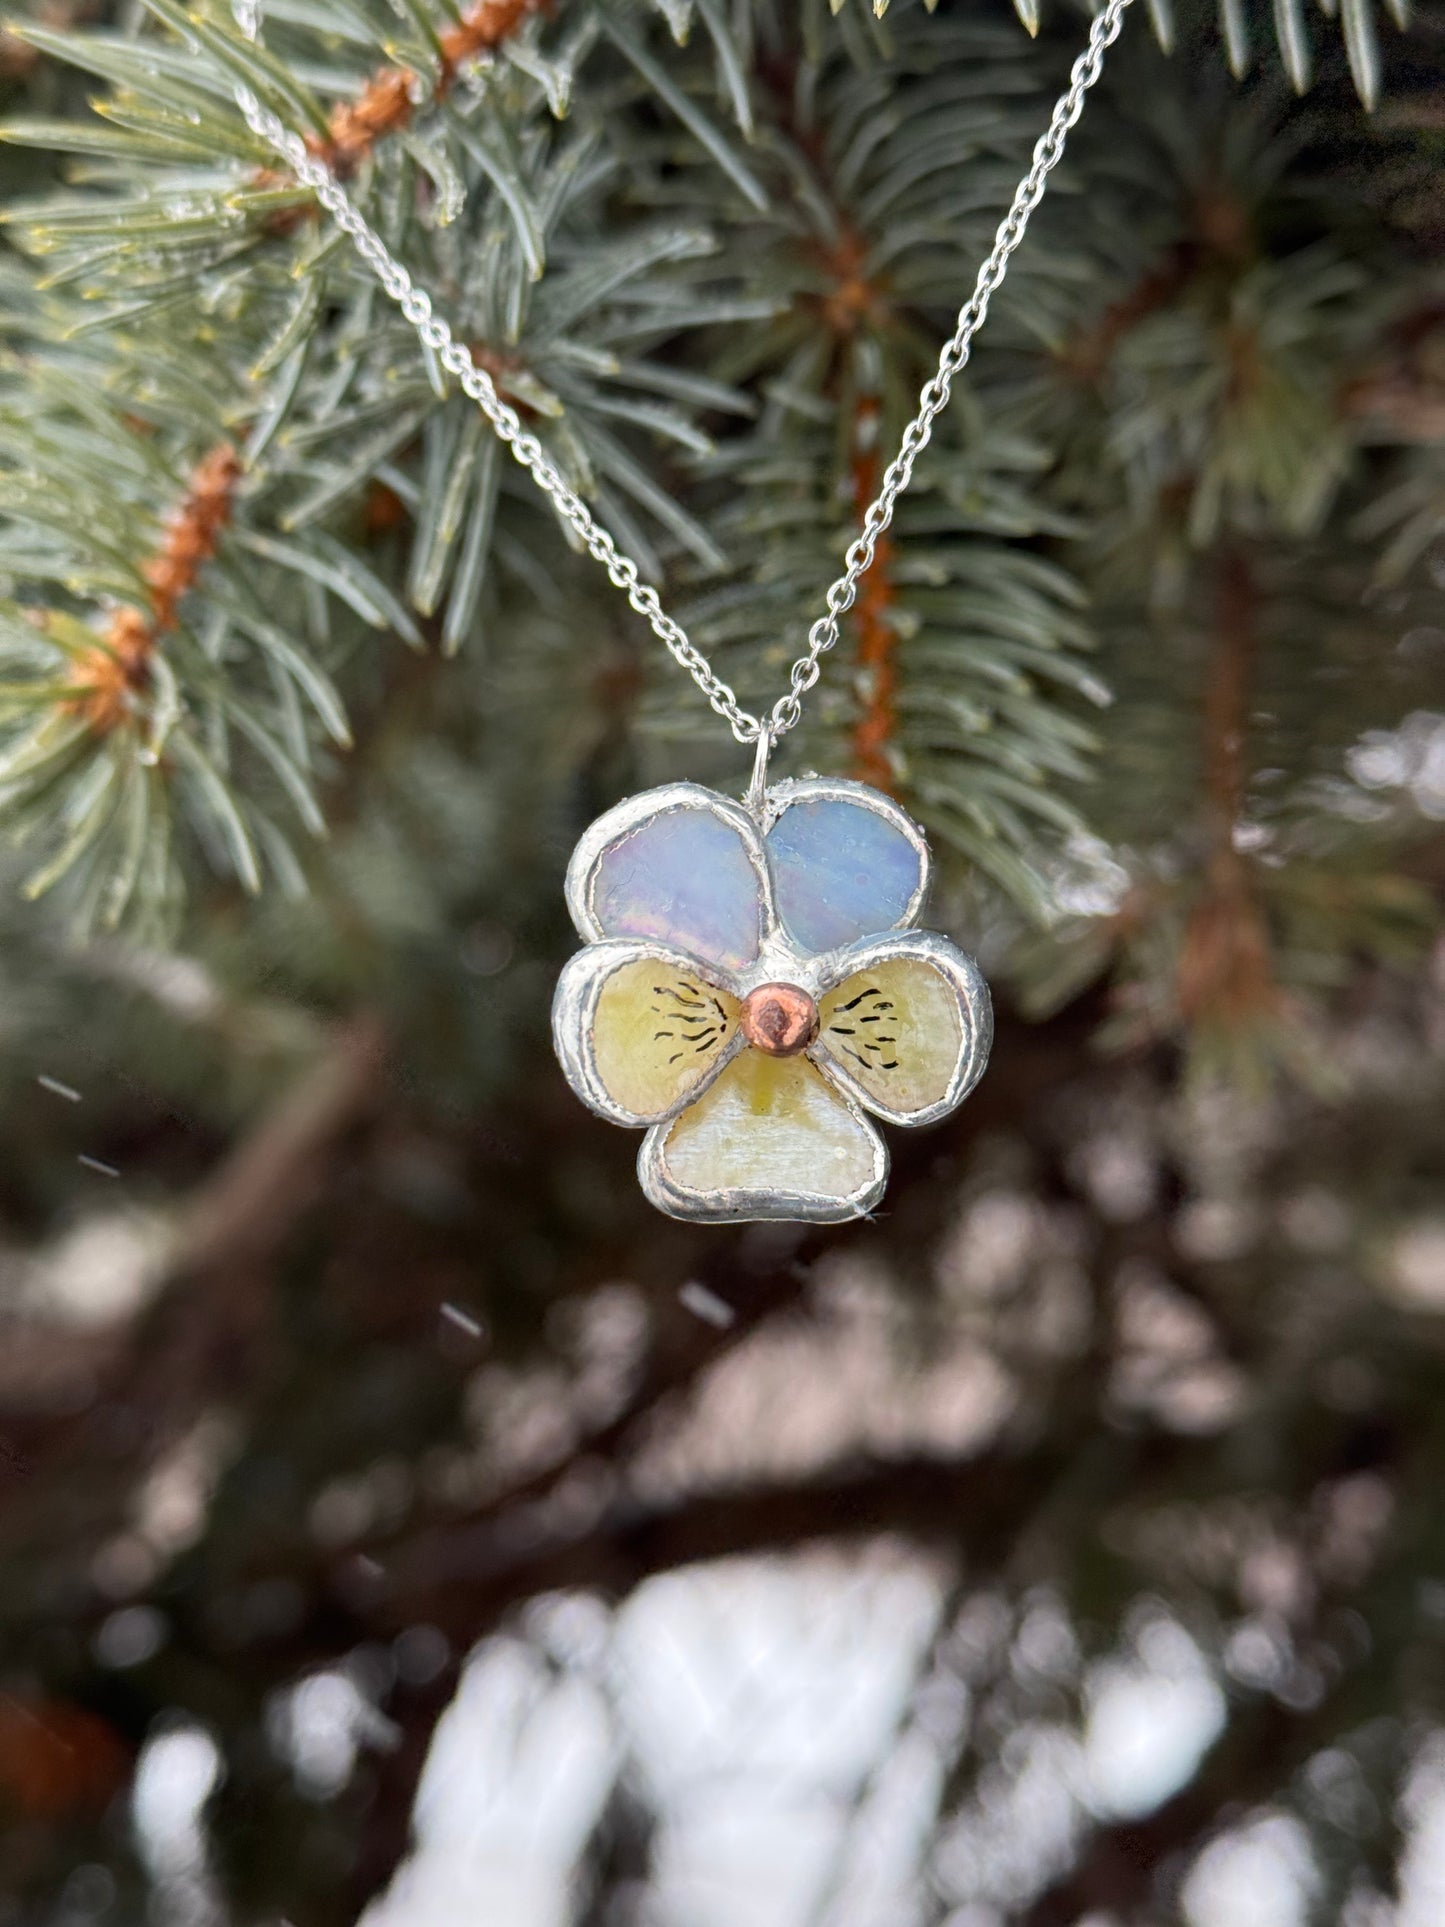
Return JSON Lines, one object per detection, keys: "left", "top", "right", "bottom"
{"left": 306, "top": 0, "right": 546, "bottom": 176}
{"left": 1057, "top": 191, "right": 1254, "bottom": 388}
{"left": 70, "top": 442, "right": 241, "bottom": 733}
{"left": 848, "top": 399, "right": 899, "bottom": 792}
{"left": 1059, "top": 252, "right": 1194, "bottom": 387}
{"left": 1176, "top": 548, "right": 1279, "bottom": 1028}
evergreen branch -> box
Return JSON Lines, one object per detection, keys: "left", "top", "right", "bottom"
{"left": 1056, "top": 243, "right": 1202, "bottom": 386}
{"left": 1, "top": 0, "right": 1437, "bottom": 959}
{"left": 67, "top": 440, "right": 241, "bottom": 734}
{"left": 849, "top": 0, "right": 1409, "bottom": 105}
{"left": 287, "top": 0, "right": 549, "bottom": 178}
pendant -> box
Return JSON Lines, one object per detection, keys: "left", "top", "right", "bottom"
{"left": 551, "top": 769, "right": 993, "bottom": 1224}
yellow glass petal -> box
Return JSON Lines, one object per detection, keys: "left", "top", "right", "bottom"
{"left": 818, "top": 955, "right": 963, "bottom": 1117}
{"left": 592, "top": 958, "right": 738, "bottom": 1120}
{"left": 658, "top": 1051, "right": 879, "bottom": 1202}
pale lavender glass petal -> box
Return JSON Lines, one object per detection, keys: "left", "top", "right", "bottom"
{"left": 591, "top": 806, "right": 763, "bottom": 970}
{"left": 767, "top": 797, "right": 922, "bottom": 952}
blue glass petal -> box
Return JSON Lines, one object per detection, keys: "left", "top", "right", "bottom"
{"left": 592, "top": 806, "right": 763, "bottom": 970}
{"left": 767, "top": 797, "right": 921, "bottom": 953}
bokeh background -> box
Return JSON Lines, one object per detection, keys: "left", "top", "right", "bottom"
{"left": 1, "top": 0, "right": 1444, "bottom": 1921}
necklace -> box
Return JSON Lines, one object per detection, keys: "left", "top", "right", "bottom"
{"left": 226, "top": 0, "right": 1133, "bottom": 1224}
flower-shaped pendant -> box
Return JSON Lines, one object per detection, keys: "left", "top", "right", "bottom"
{"left": 552, "top": 777, "right": 993, "bottom": 1223}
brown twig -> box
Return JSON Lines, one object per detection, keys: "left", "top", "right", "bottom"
{"left": 68, "top": 441, "right": 242, "bottom": 733}
{"left": 178, "top": 1015, "right": 388, "bottom": 1274}
{"left": 403, "top": 1445, "right": 1078, "bottom": 1645}
{"left": 1177, "top": 547, "right": 1279, "bottom": 1028}
{"left": 1340, "top": 302, "right": 1445, "bottom": 437}
{"left": 1056, "top": 185, "right": 1256, "bottom": 388}
{"left": 848, "top": 398, "right": 900, "bottom": 792}
{"left": 304, "top": 0, "right": 546, "bottom": 176}
{"left": 1059, "top": 249, "right": 1196, "bottom": 386}
{"left": 0, "top": 1018, "right": 387, "bottom": 1550}
{"left": 798, "top": 219, "right": 903, "bottom": 789}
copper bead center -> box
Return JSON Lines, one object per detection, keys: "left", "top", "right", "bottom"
{"left": 740, "top": 982, "right": 818, "bottom": 1057}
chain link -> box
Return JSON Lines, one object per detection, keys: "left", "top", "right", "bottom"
{"left": 773, "top": 0, "right": 1133, "bottom": 738}
{"left": 230, "top": 0, "right": 1132, "bottom": 745}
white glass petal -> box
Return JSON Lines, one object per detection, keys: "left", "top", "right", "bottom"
{"left": 639, "top": 1051, "right": 887, "bottom": 1224}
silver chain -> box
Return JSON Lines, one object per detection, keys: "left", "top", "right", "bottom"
{"left": 229, "top": 0, "right": 1132, "bottom": 747}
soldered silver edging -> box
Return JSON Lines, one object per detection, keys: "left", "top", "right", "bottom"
{"left": 551, "top": 937, "right": 746, "bottom": 1131}
{"left": 761, "top": 775, "right": 933, "bottom": 939}
{"left": 637, "top": 1091, "right": 890, "bottom": 1226}
{"left": 554, "top": 778, "right": 988, "bottom": 1223}
{"left": 806, "top": 929, "right": 994, "bottom": 1131}
{"left": 564, "top": 783, "right": 775, "bottom": 950}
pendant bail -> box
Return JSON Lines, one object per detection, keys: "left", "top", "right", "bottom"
{"left": 746, "top": 722, "right": 774, "bottom": 821}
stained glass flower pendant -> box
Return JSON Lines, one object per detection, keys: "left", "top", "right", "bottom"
{"left": 552, "top": 776, "right": 993, "bottom": 1224}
